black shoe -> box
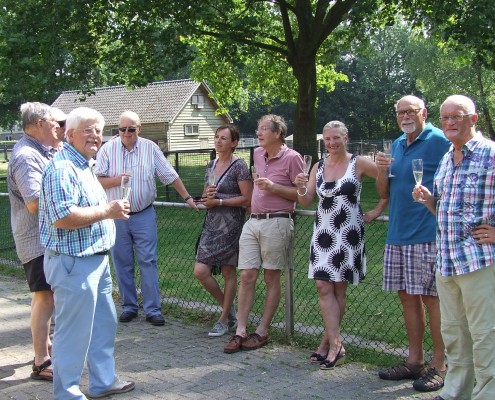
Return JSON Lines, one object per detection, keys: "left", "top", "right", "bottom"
{"left": 146, "top": 314, "right": 165, "bottom": 326}
{"left": 119, "top": 311, "right": 137, "bottom": 322}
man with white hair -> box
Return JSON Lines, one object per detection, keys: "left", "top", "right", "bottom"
{"left": 40, "top": 107, "right": 135, "bottom": 399}
{"left": 375, "top": 95, "right": 449, "bottom": 392}
{"left": 95, "top": 110, "right": 198, "bottom": 326}
{"left": 414, "top": 95, "right": 495, "bottom": 400}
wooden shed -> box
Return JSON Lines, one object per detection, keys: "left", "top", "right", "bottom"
{"left": 52, "top": 79, "right": 232, "bottom": 151}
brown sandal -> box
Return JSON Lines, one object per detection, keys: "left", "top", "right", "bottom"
{"left": 378, "top": 362, "right": 426, "bottom": 381}
{"left": 31, "top": 359, "right": 53, "bottom": 382}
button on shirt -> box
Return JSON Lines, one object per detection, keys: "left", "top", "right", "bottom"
{"left": 39, "top": 143, "right": 115, "bottom": 257}
{"left": 94, "top": 136, "right": 179, "bottom": 212}
{"left": 434, "top": 136, "right": 495, "bottom": 276}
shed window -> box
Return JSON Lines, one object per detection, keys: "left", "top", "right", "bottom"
{"left": 184, "top": 124, "right": 200, "bottom": 135}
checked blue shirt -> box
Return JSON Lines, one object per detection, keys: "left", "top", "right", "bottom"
{"left": 434, "top": 135, "right": 495, "bottom": 276}
{"left": 39, "top": 143, "right": 115, "bottom": 257}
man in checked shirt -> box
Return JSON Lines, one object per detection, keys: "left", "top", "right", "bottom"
{"left": 414, "top": 95, "right": 495, "bottom": 400}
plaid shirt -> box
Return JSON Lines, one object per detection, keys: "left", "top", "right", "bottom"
{"left": 434, "top": 135, "right": 495, "bottom": 276}
{"left": 39, "top": 144, "right": 115, "bottom": 257}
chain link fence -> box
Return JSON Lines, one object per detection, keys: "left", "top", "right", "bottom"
{"left": 0, "top": 148, "right": 435, "bottom": 359}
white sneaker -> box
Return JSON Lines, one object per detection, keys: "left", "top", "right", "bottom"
{"left": 87, "top": 378, "right": 135, "bottom": 398}
{"left": 208, "top": 320, "right": 229, "bottom": 337}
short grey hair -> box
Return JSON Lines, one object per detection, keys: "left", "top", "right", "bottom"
{"left": 395, "top": 95, "right": 425, "bottom": 111}
{"left": 440, "top": 95, "right": 476, "bottom": 115}
{"left": 258, "top": 114, "right": 287, "bottom": 143}
{"left": 119, "top": 110, "right": 141, "bottom": 126}
{"left": 323, "top": 120, "right": 348, "bottom": 137}
{"left": 20, "top": 102, "right": 52, "bottom": 130}
{"left": 65, "top": 107, "right": 105, "bottom": 132}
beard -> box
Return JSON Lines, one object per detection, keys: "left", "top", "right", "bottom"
{"left": 401, "top": 121, "right": 417, "bottom": 134}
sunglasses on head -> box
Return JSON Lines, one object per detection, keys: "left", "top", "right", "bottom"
{"left": 118, "top": 127, "right": 137, "bottom": 133}
{"left": 57, "top": 121, "right": 66, "bottom": 128}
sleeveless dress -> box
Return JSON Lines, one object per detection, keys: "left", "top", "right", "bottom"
{"left": 308, "top": 155, "right": 366, "bottom": 285}
{"left": 196, "top": 158, "right": 251, "bottom": 267}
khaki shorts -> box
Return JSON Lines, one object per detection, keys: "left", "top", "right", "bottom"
{"left": 238, "top": 217, "right": 294, "bottom": 270}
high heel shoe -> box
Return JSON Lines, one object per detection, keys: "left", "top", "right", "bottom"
{"left": 309, "top": 351, "right": 328, "bottom": 363}
{"left": 320, "top": 345, "right": 345, "bottom": 370}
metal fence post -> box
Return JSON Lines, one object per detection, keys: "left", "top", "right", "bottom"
{"left": 284, "top": 220, "right": 296, "bottom": 338}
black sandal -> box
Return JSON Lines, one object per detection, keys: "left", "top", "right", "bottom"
{"left": 31, "top": 359, "right": 53, "bottom": 381}
{"left": 320, "top": 345, "right": 345, "bottom": 370}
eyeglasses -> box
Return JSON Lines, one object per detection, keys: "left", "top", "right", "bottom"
{"left": 255, "top": 126, "right": 272, "bottom": 134}
{"left": 57, "top": 121, "right": 66, "bottom": 128}
{"left": 118, "top": 127, "right": 138, "bottom": 133}
{"left": 439, "top": 114, "right": 472, "bottom": 123}
{"left": 396, "top": 109, "right": 422, "bottom": 117}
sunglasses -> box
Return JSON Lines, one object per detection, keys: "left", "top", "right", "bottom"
{"left": 57, "top": 121, "right": 66, "bottom": 128}
{"left": 118, "top": 127, "right": 138, "bottom": 133}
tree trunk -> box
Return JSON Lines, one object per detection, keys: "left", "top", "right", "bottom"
{"left": 292, "top": 60, "right": 318, "bottom": 160}
{"left": 475, "top": 57, "right": 495, "bottom": 139}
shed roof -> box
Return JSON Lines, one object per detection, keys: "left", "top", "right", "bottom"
{"left": 52, "top": 79, "right": 226, "bottom": 125}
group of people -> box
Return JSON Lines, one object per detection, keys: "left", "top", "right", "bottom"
{"left": 7, "top": 93, "right": 494, "bottom": 400}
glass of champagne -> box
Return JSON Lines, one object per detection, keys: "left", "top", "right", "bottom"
{"left": 121, "top": 174, "right": 132, "bottom": 200}
{"left": 207, "top": 167, "right": 217, "bottom": 186}
{"left": 298, "top": 155, "right": 312, "bottom": 196}
{"left": 412, "top": 159, "right": 424, "bottom": 202}
{"left": 252, "top": 165, "right": 262, "bottom": 197}
{"left": 383, "top": 140, "right": 395, "bottom": 177}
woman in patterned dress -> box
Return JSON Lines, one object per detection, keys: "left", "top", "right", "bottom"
{"left": 194, "top": 124, "right": 252, "bottom": 337}
{"left": 296, "top": 121, "right": 387, "bottom": 370}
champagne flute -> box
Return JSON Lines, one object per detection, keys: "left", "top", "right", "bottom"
{"left": 121, "top": 174, "right": 132, "bottom": 200}
{"left": 298, "top": 155, "right": 312, "bottom": 196}
{"left": 207, "top": 167, "right": 217, "bottom": 186}
{"left": 252, "top": 165, "right": 262, "bottom": 197}
{"left": 412, "top": 159, "right": 424, "bottom": 202}
{"left": 383, "top": 140, "right": 395, "bottom": 177}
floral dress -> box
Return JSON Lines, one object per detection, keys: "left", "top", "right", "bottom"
{"left": 308, "top": 155, "right": 366, "bottom": 285}
{"left": 196, "top": 159, "right": 251, "bottom": 267}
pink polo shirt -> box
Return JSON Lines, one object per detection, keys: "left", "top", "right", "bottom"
{"left": 251, "top": 145, "right": 303, "bottom": 213}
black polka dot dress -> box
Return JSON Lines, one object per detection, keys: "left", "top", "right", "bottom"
{"left": 309, "top": 155, "right": 366, "bottom": 285}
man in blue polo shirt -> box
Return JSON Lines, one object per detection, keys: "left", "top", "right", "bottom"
{"left": 375, "top": 95, "right": 450, "bottom": 392}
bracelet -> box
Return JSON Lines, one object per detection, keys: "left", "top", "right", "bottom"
{"left": 184, "top": 195, "right": 192, "bottom": 201}
{"left": 297, "top": 187, "right": 308, "bottom": 196}
{"left": 219, "top": 198, "right": 223, "bottom": 206}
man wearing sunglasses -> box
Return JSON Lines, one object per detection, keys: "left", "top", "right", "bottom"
{"left": 95, "top": 111, "right": 198, "bottom": 327}
{"left": 51, "top": 107, "right": 67, "bottom": 143}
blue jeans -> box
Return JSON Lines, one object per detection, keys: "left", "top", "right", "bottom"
{"left": 111, "top": 205, "right": 161, "bottom": 316}
{"left": 44, "top": 249, "right": 117, "bottom": 400}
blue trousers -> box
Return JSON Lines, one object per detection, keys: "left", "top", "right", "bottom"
{"left": 111, "top": 205, "right": 161, "bottom": 316}
{"left": 44, "top": 249, "right": 117, "bottom": 400}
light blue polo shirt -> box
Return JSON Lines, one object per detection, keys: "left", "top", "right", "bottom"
{"left": 387, "top": 123, "right": 451, "bottom": 245}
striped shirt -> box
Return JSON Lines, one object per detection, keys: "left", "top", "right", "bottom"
{"left": 95, "top": 136, "right": 178, "bottom": 212}
{"left": 7, "top": 134, "right": 57, "bottom": 264}
{"left": 434, "top": 136, "right": 495, "bottom": 276}
{"left": 39, "top": 143, "right": 115, "bottom": 257}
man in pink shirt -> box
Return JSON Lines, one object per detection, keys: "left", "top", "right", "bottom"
{"left": 224, "top": 114, "right": 303, "bottom": 353}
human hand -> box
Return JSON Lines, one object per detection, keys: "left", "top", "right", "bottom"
{"left": 472, "top": 224, "right": 493, "bottom": 244}
{"left": 294, "top": 172, "right": 308, "bottom": 188}
{"left": 186, "top": 197, "right": 199, "bottom": 211}
{"left": 205, "top": 184, "right": 217, "bottom": 199}
{"left": 107, "top": 199, "right": 130, "bottom": 220}
{"left": 412, "top": 185, "right": 431, "bottom": 203}
{"left": 363, "top": 209, "right": 380, "bottom": 223}
{"left": 375, "top": 152, "right": 392, "bottom": 172}
{"left": 255, "top": 177, "right": 273, "bottom": 191}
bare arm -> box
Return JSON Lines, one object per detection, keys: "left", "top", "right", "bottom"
{"left": 363, "top": 198, "right": 389, "bottom": 223}
{"left": 97, "top": 174, "right": 127, "bottom": 189}
{"left": 53, "top": 200, "right": 130, "bottom": 229}
{"left": 171, "top": 177, "right": 199, "bottom": 211}
{"left": 26, "top": 199, "right": 39, "bottom": 214}
{"left": 203, "top": 179, "right": 252, "bottom": 209}
{"left": 412, "top": 185, "right": 437, "bottom": 215}
{"left": 258, "top": 178, "right": 298, "bottom": 201}
{"left": 375, "top": 152, "right": 390, "bottom": 199}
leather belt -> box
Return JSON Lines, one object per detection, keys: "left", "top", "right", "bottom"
{"left": 94, "top": 250, "right": 109, "bottom": 256}
{"left": 129, "top": 203, "right": 153, "bottom": 216}
{"left": 250, "top": 213, "right": 293, "bottom": 220}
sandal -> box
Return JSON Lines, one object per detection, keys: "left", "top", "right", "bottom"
{"left": 413, "top": 367, "right": 446, "bottom": 392}
{"left": 31, "top": 359, "right": 53, "bottom": 382}
{"left": 378, "top": 361, "right": 426, "bottom": 381}
{"left": 320, "top": 345, "right": 345, "bottom": 370}
{"left": 310, "top": 351, "right": 328, "bottom": 363}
